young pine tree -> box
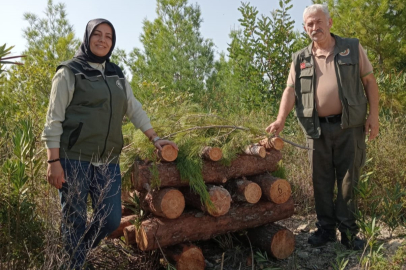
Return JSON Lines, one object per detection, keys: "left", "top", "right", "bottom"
{"left": 128, "top": 0, "right": 215, "bottom": 102}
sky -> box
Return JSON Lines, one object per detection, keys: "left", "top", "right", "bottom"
{"left": 2, "top": 0, "right": 312, "bottom": 58}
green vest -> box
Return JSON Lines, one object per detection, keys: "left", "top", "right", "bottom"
{"left": 58, "top": 59, "right": 128, "bottom": 163}
{"left": 292, "top": 34, "right": 368, "bottom": 138}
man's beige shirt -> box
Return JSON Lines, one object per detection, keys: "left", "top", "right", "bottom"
{"left": 42, "top": 61, "right": 152, "bottom": 149}
{"left": 287, "top": 44, "right": 373, "bottom": 117}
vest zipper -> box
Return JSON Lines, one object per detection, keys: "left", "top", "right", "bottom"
{"left": 311, "top": 57, "right": 318, "bottom": 135}
{"left": 100, "top": 75, "right": 113, "bottom": 159}
{"left": 334, "top": 55, "right": 347, "bottom": 127}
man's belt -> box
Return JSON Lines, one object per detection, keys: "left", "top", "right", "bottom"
{"left": 319, "top": 114, "right": 342, "bottom": 123}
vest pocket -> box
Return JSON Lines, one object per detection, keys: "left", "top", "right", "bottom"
{"left": 299, "top": 68, "right": 313, "bottom": 93}
{"left": 345, "top": 98, "right": 367, "bottom": 127}
{"left": 68, "top": 122, "right": 83, "bottom": 150}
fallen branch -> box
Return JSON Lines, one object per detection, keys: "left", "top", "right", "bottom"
{"left": 278, "top": 136, "right": 314, "bottom": 150}
{"left": 162, "top": 125, "right": 250, "bottom": 139}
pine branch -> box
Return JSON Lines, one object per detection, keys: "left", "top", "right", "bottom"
{"left": 162, "top": 125, "right": 250, "bottom": 139}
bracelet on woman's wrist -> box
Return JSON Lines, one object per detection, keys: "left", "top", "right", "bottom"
{"left": 47, "top": 158, "right": 60, "bottom": 164}
{"left": 151, "top": 136, "right": 161, "bottom": 143}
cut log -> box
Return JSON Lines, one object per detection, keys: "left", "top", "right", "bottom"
{"left": 136, "top": 198, "right": 294, "bottom": 251}
{"left": 136, "top": 188, "right": 185, "bottom": 219}
{"left": 123, "top": 225, "right": 136, "bottom": 245}
{"left": 247, "top": 223, "right": 295, "bottom": 260}
{"left": 155, "top": 144, "right": 178, "bottom": 162}
{"left": 201, "top": 146, "right": 222, "bottom": 161}
{"left": 182, "top": 185, "right": 231, "bottom": 217}
{"left": 121, "top": 205, "right": 134, "bottom": 216}
{"left": 225, "top": 178, "right": 262, "bottom": 204}
{"left": 243, "top": 144, "right": 266, "bottom": 158}
{"left": 259, "top": 137, "right": 284, "bottom": 151}
{"left": 133, "top": 149, "right": 282, "bottom": 191}
{"left": 164, "top": 244, "right": 205, "bottom": 270}
{"left": 249, "top": 174, "right": 292, "bottom": 204}
{"left": 107, "top": 215, "right": 137, "bottom": 239}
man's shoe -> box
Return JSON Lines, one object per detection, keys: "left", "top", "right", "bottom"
{"left": 341, "top": 233, "right": 366, "bottom": 250}
{"left": 308, "top": 228, "right": 336, "bottom": 247}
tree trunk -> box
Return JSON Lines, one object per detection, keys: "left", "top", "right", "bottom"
{"left": 107, "top": 215, "right": 137, "bottom": 239}
{"left": 123, "top": 225, "right": 136, "bottom": 245}
{"left": 201, "top": 146, "right": 222, "bottom": 161}
{"left": 136, "top": 188, "right": 185, "bottom": 219}
{"left": 182, "top": 185, "right": 231, "bottom": 217}
{"left": 225, "top": 178, "right": 262, "bottom": 204}
{"left": 156, "top": 144, "right": 178, "bottom": 162}
{"left": 132, "top": 149, "right": 282, "bottom": 191}
{"left": 259, "top": 137, "right": 284, "bottom": 151}
{"left": 164, "top": 244, "right": 205, "bottom": 270}
{"left": 135, "top": 198, "right": 294, "bottom": 251}
{"left": 243, "top": 144, "right": 266, "bottom": 158}
{"left": 247, "top": 223, "right": 295, "bottom": 260}
{"left": 249, "top": 174, "right": 291, "bottom": 204}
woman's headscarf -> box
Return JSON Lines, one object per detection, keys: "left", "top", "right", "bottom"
{"left": 74, "top": 18, "right": 116, "bottom": 63}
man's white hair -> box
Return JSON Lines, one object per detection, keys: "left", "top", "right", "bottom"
{"left": 303, "top": 4, "right": 330, "bottom": 22}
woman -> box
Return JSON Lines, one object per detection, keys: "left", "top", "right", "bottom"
{"left": 41, "top": 18, "right": 177, "bottom": 269}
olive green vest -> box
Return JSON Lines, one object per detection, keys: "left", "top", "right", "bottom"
{"left": 58, "top": 59, "right": 128, "bottom": 163}
{"left": 292, "top": 34, "right": 368, "bottom": 138}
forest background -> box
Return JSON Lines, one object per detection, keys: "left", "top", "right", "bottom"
{"left": 0, "top": 0, "right": 405, "bottom": 269}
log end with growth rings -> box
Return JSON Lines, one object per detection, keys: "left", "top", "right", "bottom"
{"left": 270, "top": 137, "right": 284, "bottom": 150}
{"left": 176, "top": 245, "right": 206, "bottom": 270}
{"left": 136, "top": 226, "right": 149, "bottom": 251}
{"left": 160, "top": 189, "right": 185, "bottom": 219}
{"left": 243, "top": 182, "right": 262, "bottom": 204}
{"left": 270, "top": 229, "right": 295, "bottom": 259}
{"left": 267, "top": 179, "right": 292, "bottom": 204}
{"left": 259, "top": 137, "right": 284, "bottom": 151}
{"left": 157, "top": 144, "right": 178, "bottom": 162}
{"left": 208, "top": 147, "right": 223, "bottom": 161}
{"left": 206, "top": 186, "right": 232, "bottom": 217}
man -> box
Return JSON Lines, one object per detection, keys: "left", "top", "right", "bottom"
{"left": 266, "top": 4, "right": 379, "bottom": 250}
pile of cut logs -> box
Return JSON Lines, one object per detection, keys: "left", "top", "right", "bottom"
{"left": 110, "top": 137, "right": 295, "bottom": 270}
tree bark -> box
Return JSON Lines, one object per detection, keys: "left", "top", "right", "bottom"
{"left": 243, "top": 144, "right": 266, "bottom": 158}
{"left": 201, "top": 146, "right": 222, "bottom": 161}
{"left": 164, "top": 243, "right": 206, "bottom": 270}
{"left": 132, "top": 149, "right": 282, "bottom": 191}
{"left": 247, "top": 223, "right": 295, "bottom": 260}
{"left": 123, "top": 225, "right": 136, "bottom": 245}
{"left": 136, "top": 188, "right": 185, "bottom": 219}
{"left": 156, "top": 144, "right": 178, "bottom": 162}
{"left": 135, "top": 198, "right": 294, "bottom": 251}
{"left": 225, "top": 178, "right": 262, "bottom": 204}
{"left": 259, "top": 137, "right": 284, "bottom": 151}
{"left": 107, "top": 215, "right": 137, "bottom": 239}
{"left": 249, "top": 174, "right": 292, "bottom": 204}
{"left": 121, "top": 205, "right": 134, "bottom": 216}
{"left": 181, "top": 185, "right": 231, "bottom": 217}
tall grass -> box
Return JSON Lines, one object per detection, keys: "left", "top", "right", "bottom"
{"left": 1, "top": 72, "right": 405, "bottom": 269}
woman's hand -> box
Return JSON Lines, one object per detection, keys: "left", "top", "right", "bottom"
{"left": 47, "top": 162, "right": 65, "bottom": 189}
{"left": 153, "top": 139, "right": 178, "bottom": 151}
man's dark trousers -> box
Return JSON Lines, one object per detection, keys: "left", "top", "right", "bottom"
{"left": 307, "top": 119, "right": 366, "bottom": 234}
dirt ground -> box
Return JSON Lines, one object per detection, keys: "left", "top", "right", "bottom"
{"left": 201, "top": 214, "right": 405, "bottom": 270}
{"left": 92, "top": 214, "right": 405, "bottom": 270}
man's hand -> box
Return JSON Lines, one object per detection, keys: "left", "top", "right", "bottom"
{"left": 47, "top": 162, "right": 65, "bottom": 189}
{"left": 266, "top": 119, "right": 285, "bottom": 136}
{"left": 365, "top": 114, "right": 379, "bottom": 141}
{"left": 361, "top": 73, "right": 379, "bottom": 141}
